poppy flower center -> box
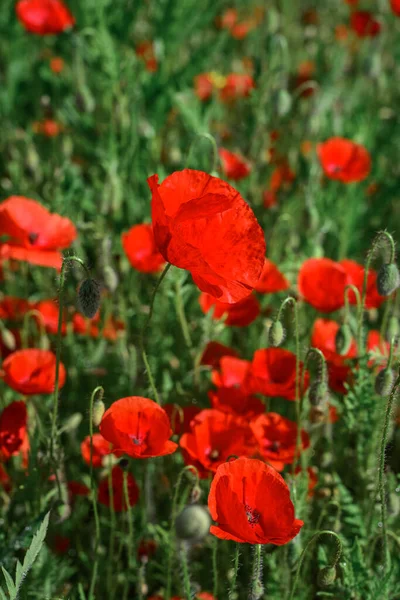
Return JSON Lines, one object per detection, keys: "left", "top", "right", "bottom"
{"left": 244, "top": 504, "right": 261, "bottom": 526}
{"left": 264, "top": 440, "right": 281, "bottom": 453}
{"left": 29, "top": 232, "right": 39, "bottom": 245}
{"left": 206, "top": 448, "right": 220, "bottom": 461}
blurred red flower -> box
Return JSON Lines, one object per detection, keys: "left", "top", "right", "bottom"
{"left": 218, "top": 148, "right": 251, "bottom": 181}
{"left": 148, "top": 169, "right": 265, "bottom": 303}
{"left": 255, "top": 259, "right": 289, "bottom": 294}
{"left": 208, "top": 457, "right": 303, "bottom": 544}
{"left": 16, "top": 0, "right": 75, "bottom": 35}
{"left": 100, "top": 397, "right": 178, "bottom": 458}
{"left": 68, "top": 481, "right": 90, "bottom": 498}
{"left": 81, "top": 433, "right": 111, "bottom": 468}
{"left": 250, "top": 412, "right": 310, "bottom": 471}
{"left": 179, "top": 409, "right": 256, "bottom": 477}
{"left": 32, "top": 119, "right": 62, "bottom": 137}
{"left": 317, "top": 137, "right": 371, "bottom": 183}
{"left": 0, "top": 401, "right": 28, "bottom": 460}
{"left": 391, "top": 0, "right": 400, "bottom": 16}
{"left": 98, "top": 466, "right": 139, "bottom": 512}
{"left": 219, "top": 74, "right": 255, "bottom": 101}
{"left": 0, "top": 464, "right": 11, "bottom": 492}
{"left": 72, "top": 313, "right": 124, "bottom": 341}
{"left": 350, "top": 11, "right": 381, "bottom": 37}
{"left": 2, "top": 349, "right": 66, "bottom": 395}
{"left": 295, "top": 466, "right": 318, "bottom": 498}
{"left": 211, "top": 355, "right": 252, "bottom": 390}
{"left": 50, "top": 56, "right": 64, "bottom": 73}
{"left": 136, "top": 41, "right": 158, "bottom": 72}
{"left": 122, "top": 224, "right": 165, "bottom": 273}
{"left": 194, "top": 73, "right": 214, "bottom": 101}
{"left": 0, "top": 297, "right": 32, "bottom": 320}
{"left": 163, "top": 404, "right": 201, "bottom": 435}
{"left": 0, "top": 196, "right": 77, "bottom": 270}
{"left": 199, "top": 292, "right": 260, "bottom": 327}
{"left": 250, "top": 348, "right": 309, "bottom": 400}
{"left": 298, "top": 258, "right": 348, "bottom": 313}
{"left": 200, "top": 341, "right": 239, "bottom": 368}
{"left": 340, "top": 259, "right": 384, "bottom": 309}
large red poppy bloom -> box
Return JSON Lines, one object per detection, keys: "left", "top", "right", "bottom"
{"left": 121, "top": 224, "right": 165, "bottom": 274}
{"left": 250, "top": 348, "right": 308, "bottom": 400}
{"left": 81, "top": 434, "right": 111, "bottom": 468}
{"left": 179, "top": 409, "right": 256, "bottom": 478}
{"left": 208, "top": 457, "right": 303, "bottom": 544}
{"left": 199, "top": 292, "right": 260, "bottom": 327}
{"left": 350, "top": 11, "right": 381, "bottom": 37}
{"left": 99, "top": 397, "right": 178, "bottom": 459}
{"left": 298, "top": 258, "right": 348, "bottom": 313}
{"left": 317, "top": 138, "right": 371, "bottom": 183}
{"left": 218, "top": 148, "right": 251, "bottom": 181}
{"left": 148, "top": 169, "right": 265, "bottom": 303}
{"left": 0, "top": 401, "right": 28, "bottom": 460}
{"left": 250, "top": 412, "right": 310, "bottom": 471}
{"left": 340, "top": 259, "right": 384, "bottom": 310}
{"left": 2, "top": 349, "right": 66, "bottom": 395}
{"left": 0, "top": 196, "right": 76, "bottom": 269}
{"left": 255, "top": 259, "right": 290, "bottom": 294}
{"left": 97, "top": 466, "right": 139, "bottom": 512}
{"left": 16, "top": 0, "right": 75, "bottom": 35}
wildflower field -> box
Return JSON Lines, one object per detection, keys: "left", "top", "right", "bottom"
{"left": 1, "top": 1, "right": 400, "bottom": 599}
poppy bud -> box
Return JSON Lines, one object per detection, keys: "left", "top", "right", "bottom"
{"left": 386, "top": 316, "right": 399, "bottom": 342}
{"left": 309, "top": 380, "right": 328, "bottom": 406}
{"left": 377, "top": 263, "right": 400, "bottom": 296}
{"left": 174, "top": 505, "right": 211, "bottom": 542}
{"left": 317, "top": 566, "right": 336, "bottom": 587}
{"left": 335, "top": 323, "right": 352, "bottom": 356}
{"left": 268, "top": 320, "right": 285, "bottom": 347}
{"left": 78, "top": 278, "right": 101, "bottom": 319}
{"left": 374, "top": 368, "right": 395, "bottom": 397}
{"left": 190, "top": 483, "right": 202, "bottom": 504}
{"left": 92, "top": 400, "right": 105, "bottom": 427}
{"left": 309, "top": 405, "right": 325, "bottom": 424}
{"left": 103, "top": 265, "right": 118, "bottom": 293}
{"left": 1, "top": 328, "right": 16, "bottom": 351}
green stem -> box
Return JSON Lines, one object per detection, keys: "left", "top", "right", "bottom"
{"left": 175, "top": 279, "right": 193, "bottom": 350}
{"left": 107, "top": 467, "right": 117, "bottom": 600}
{"left": 288, "top": 530, "right": 343, "bottom": 600}
{"left": 179, "top": 544, "right": 192, "bottom": 600}
{"left": 122, "top": 469, "right": 135, "bottom": 600}
{"left": 301, "top": 347, "right": 328, "bottom": 398}
{"left": 139, "top": 263, "right": 171, "bottom": 404}
{"left": 212, "top": 537, "right": 219, "bottom": 599}
{"left": 229, "top": 543, "right": 240, "bottom": 600}
{"left": 185, "top": 132, "right": 219, "bottom": 173}
{"left": 249, "top": 544, "right": 263, "bottom": 600}
{"left": 89, "top": 386, "right": 104, "bottom": 600}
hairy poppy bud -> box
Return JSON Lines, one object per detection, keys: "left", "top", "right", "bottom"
{"left": 174, "top": 505, "right": 211, "bottom": 542}
{"left": 78, "top": 278, "right": 101, "bottom": 318}
{"left": 377, "top": 263, "right": 400, "bottom": 296}
{"left": 386, "top": 316, "right": 399, "bottom": 342}
{"left": 375, "top": 368, "right": 395, "bottom": 397}
{"left": 92, "top": 400, "right": 105, "bottom": 427}
{"left": 335, "top": 323, "right": 352, "bottom": 356}
{"left": 309, "top": 380, "right": 328, "bottom": 406}
{"left": 317, "top": 566, "right": 336, "bottom": 587}
{"left": 268, "top": 320, "right": 285, "bottom": 347}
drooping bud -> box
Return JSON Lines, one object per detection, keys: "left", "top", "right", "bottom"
{"left": 386, "top": 316, "right": 399, "bottom": 342}
{"left": 377, "top": 263, "right": 400, "bottom": 296}
{"left": 92, "top": 400, "right": 106, "bottom": 427}
{"left": 317, "top": 566, "right": 336, "bottom": 587}
{"left": 190, "top": 483, "right": 202, "bottom": 504}
{"left": 1, "top": 328, "right": 16, "bottom": 351}
{"left": 374, "top": 368, "right": 395, "bottom": 397}
{"left": 78, "top": 278, "right": 101, "bottom": 318}
{"left": 309, "top": 379, "right": 329, "bottom": 406}
{"left": 268, "top": 320, "right": 285, "bottom": 347}
{"left": 103, "top": 265, "right": 119, "bottom": 293}
{"left": 174, "top": 505, "right": 211, "bottom": 542}
{"left": 335, "top": 323, "right": 352, "bottom": 356}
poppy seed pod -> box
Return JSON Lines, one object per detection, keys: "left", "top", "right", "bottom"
{"left": 268, "top": 320, "right": 285, "bottom": 347}
{"left": 335, "top": 323, "right": 352, "bottom": 356}
{"left": 174, "top": 505, "right": 211, "bottom": 542}
{"left": 377, "top": 263, "right": 400, "bottom": 297}
{"left": 308, "top": 380, "right": 328, "bottom": 406}
{"left": 92, "top": 400, "right": 105, "bottom": 427}
{"left": 78, "top": 278, "right": 101, "bottom": 319}
{"left": 317, "top": 566, "right": 336, "bottom": 587}
{"left": 374, "top": 368, "right": 395, "bottom": 397}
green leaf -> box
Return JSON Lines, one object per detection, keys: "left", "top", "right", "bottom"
{"left": 13, "top": 511, "right": 50, "bottom": 598}
{"left": 1, "top": 567, "right": 16, "bottom": 598}
{"left": 0, "top": 586, "right": 8, "bottom": 600}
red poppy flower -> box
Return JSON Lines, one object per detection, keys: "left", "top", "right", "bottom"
{"left": 72, "top": 313, "right": 124, "bottom": 341}
{"left": 0, "top": 297, "right": 32, "bottom": 320}
{"left": 179, "top": 409, "right": 256, "bottom": 478}
{"left": 295, "top": 466, "right": 318, "bottom": 498}
{"left": 32, "top": 119, "right": 62, "bottom": 137}
{"left": 200, "top": 341, "right": 239, "bottom": 369}
{"left": 122, "top": 224, "right": 165, "bottom": 274}
{"left": 255, "top": 259, "right": 289, "bottom": 294}
{"left": 350, "top": 11, "right": 381, "bottom": 37}
{"left": 0, "top": 401, "right": 27, "bottom": 460}
{"left": 137, "top": 538, "right": 157, "bottom": 561}
{"left": 68, "top": 481, "right": 90, "bottom": 498}
{"left": 16, "top": 0, "right": 75, "bottom": 35}
{"left": 391, "top": 0, "right": 400, "bottom": 16}
{"left": 136, "top": 41, "right": 158, "bottom": 72}
{"left": 367, "top": 330, "right": 390, "bottom": 368}
{"left": 270, "top": 162, "right": 296, "bottom": 193}
{"left": 50, "top": 57, "right": 64, "bottom": 73}
{"left": 163, "top": 404, "right": 202, "bottom": 435}
{"left": 219, "top": 74, "right": 255, "bottom": 102}
{"left": 263, "top": 190, "right": 278, "bottom": 209}
{"left": 194, "top": 73, "right": 214, "bottom": 101}
{"left": 99, "top": 397, "right": 178, "bottom": 459}
{"left": 97, "top": 466, "right": 139, "bottom": 512}
{"left": 35, "top": 299, "right": 66, "bottom": 335}
{"left": 148, "top": 169, "right": 265, "bottom": 303}
{"left": 311, "top": 318, "right": 357, "bottom": 394}
{"left": 208, "top": 457, "right": 303, "bottom": 544}
{"left": 298, "top": 258, "right": 348, "bottom": 313}
{"left": 210, "top": 357, "right": 264, "bottom": 417}
{"left": 0, "top": 464, "right": 11, "bottom": 493}
{"left": 211, "top": 355, "right": 252, "bottom": 389}
{"left": 340, "top": 259, "right": 384, "bottom": 309}
{"left": 0, "top": 196, "right": 77, "bottom": 270}
{"left": 2, "top": 349, "right": 66, "bottom": 395}
{"left": 317, "top": 138, "right": 371, "bottom": 183}
{"left": 250, "top": 412, "right": 310, "bottom": 471}
{"left": 218, "top": 148, "right": 251, "bottom": 181}
{"left": 81, "top": 433, "right": 111, "bottom": 468}
{"left": 199, "top": 292, "right": 260, "bottom": 327}
{"left": 217, "top": 8, "right": 238, "bottom": 29}
{"left": 250, "top": 348, "right": 308, "bottom": 401}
